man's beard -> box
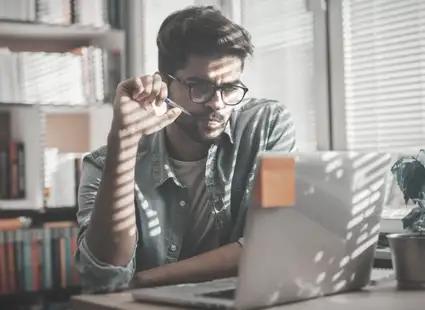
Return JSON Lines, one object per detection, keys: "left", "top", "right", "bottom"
{"left": 174, "top": 110, "right": 227, "bottom": 143}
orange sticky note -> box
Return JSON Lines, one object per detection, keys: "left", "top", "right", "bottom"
{"left": 254, "top": 156, "right": 295, "bottom": 208}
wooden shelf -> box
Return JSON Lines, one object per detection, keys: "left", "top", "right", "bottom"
{"left": 0, "top": 102, "right": 112, "bottom": 111}
{"left": 0, "top": 21, "right": 125, "bottom": 52}
{"left": 0, "top": 206, "right": 77, "bottom": 224}
{"left": 0, "top": 102, "right": 35, "bottom": 108}
{"left": 0, "top": 286, "right": 81, "bottom": 304}
{"left": 0, "top": 199, "right": 39, "bottom": 210}
{"left": 41, "top": 102, "right": 112, "bottom": 114}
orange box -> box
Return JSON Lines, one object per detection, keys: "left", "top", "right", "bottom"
{"left": 254, "top": 156, "right": 296, "bottom": 208}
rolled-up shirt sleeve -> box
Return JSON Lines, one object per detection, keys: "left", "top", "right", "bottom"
{"left": 75, "top": 159, "right": 137, "bottom": 294}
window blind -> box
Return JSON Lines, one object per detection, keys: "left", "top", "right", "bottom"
{"left": 240, "top": 0, "right": 318, "bottom": 151}
{"left": 342, "top": 0, "right": 425, "bottom": 151}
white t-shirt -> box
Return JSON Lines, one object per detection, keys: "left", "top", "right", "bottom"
{"left": 168, "top": 157, "right": 219, "bottom": 258}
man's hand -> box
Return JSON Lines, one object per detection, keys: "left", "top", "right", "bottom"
{"left": 130, "top": 243, "right": 243, "bottom": 289}
{"left": 111, "top": 73, "right": 182, "bottom": 137}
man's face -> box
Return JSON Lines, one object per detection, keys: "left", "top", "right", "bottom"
{"left": 168, "top": 55, "right": 243, "bottom": 143}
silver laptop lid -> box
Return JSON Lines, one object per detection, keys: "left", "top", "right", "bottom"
{"left": 235, "top": 151, "right": 393, "bottom": 309}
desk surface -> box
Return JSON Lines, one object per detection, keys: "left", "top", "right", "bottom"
{"left": 71, "top": 280, "right": 425, "bottom": 310}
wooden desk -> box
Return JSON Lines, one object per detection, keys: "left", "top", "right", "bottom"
{"left": 71, "top": 280, "right": 424, "bottom": 310}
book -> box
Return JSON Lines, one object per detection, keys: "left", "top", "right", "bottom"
{"left": 0, "top": 223, "right": 80, "bottom": 295}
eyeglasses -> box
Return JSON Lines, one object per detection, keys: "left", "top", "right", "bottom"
{"left": 167, "top": 74, "right": 248, "bottom": 106}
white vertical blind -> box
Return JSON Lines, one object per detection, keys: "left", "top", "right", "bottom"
{"left": 240, "top": 0, "right": 318, "bottom": 151}
{"left": 342, "top": 0, "right": 425, "bottom": 151}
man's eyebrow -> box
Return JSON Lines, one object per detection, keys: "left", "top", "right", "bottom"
{"left": 186, "top": 76, "right": 242, "bottom": 85}
{"left": 186, "top": 76, "right": 213, "bottom": 83}
{"left": 222, "top": 80, "right": 242, "bottom": 86}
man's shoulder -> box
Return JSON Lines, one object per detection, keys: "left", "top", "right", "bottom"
{"left": 83, "top": 136, "right": 152, "bottom": 169}
{"left": 236, "top": 97, "right": 289, "bottom": 116}
{"left": 232, "top": 97, "right": 290, "bottom": 128}
{"left": 83, "top": 145, "right": 108, "bottom": 169}
{"left": 229, "top": 98, "right": 296, "bottom": 151}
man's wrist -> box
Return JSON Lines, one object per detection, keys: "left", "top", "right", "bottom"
{"left": 107, "top": 123, "right": 141, "bottom": 156}
{"left": 131, "top": 269, "right": 165, "bottom": 289}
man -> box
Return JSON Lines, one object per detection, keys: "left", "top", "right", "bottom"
{"left": 76, "top": 5, "right": 296, "bottom": 293}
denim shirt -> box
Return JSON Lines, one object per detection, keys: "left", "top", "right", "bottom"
{"left": 75, "top": 98, "right": 297, "bottom": 293}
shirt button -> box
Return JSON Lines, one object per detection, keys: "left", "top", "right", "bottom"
{"left": 179, "top": 200, "right": 186, "bottom": 207}
{"left": 169, "top": 244, "right": 177, "bottom": 252}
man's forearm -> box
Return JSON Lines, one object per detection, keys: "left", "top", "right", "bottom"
{"left": 85, "top": 128, "right": 140, "bottom": 266}
{"left": 132, "top": 243, "right": 242, "bottom": 288}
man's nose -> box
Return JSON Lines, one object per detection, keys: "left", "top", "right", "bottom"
{"left": 205, "top": 90, "right": 226, "bottom": 110}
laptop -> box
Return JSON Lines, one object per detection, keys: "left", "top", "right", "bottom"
{"left": 132, "top": 151, "right": 394, "bottom": 309}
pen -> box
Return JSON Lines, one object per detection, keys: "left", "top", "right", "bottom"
{"left": 165, "top": 98, "right": 191, "bottom": 116}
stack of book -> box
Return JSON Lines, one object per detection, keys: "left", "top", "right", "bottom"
{"left": 0, "top": 0, "right": 122, "bottom": 29}
{"left": 0, "top": 47, "right": 106, "bottom": 105}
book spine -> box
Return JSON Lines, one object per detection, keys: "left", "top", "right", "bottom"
{"left": 23, "top": 229, "right": 32, "bottom": 291}
{"left": 6, "top": 230, "right": 16, "bottom": 293}
{"left": 8, "top": 141, "right": 18, "bottom": 199}
{"left": 15, "top": 229, "right": 24, "bottom": 292}
{"left": 0, "top": 231, "right": 6, "bottom": 293}
{"left": 43, "top": 227, "right": 52, "bottom": 290}
{"left": 17, "top": 142, "right": 26, "bottom": 199}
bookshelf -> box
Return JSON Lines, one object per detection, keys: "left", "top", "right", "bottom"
{"left": 0, "top": 219, "right": 81, "bottom": 309}
{"left": 0, "top": 21, "right": 125, "bottom": 52}
{"left": 0, "top": 1, "right": 125, "bottom": 215}
{"left": 0, "top": 1, "right": 126, "bottom": 307}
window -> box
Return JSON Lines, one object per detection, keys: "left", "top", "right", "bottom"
{"left": 238, "top": 0, "right": 330, "bottom": 151}
{"left": 329, "top": 0, "right": 425, "bottom": 211}
{"left": 341, "top": 0, "right": 425, "bottom": 151}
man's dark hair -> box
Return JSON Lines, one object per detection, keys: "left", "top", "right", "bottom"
{"left": 157, "top": 5, "right": 254, "bottom": 75}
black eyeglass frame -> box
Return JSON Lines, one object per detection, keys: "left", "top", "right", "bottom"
{"left": 166, "top": 74, "right": 249, "bottom": 106}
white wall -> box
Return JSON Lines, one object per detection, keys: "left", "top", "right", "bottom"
{"left": 89, "top": 105, "right": 113, "bottom": 151}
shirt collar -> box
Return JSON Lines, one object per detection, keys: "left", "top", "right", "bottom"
{"left": 223, "top": 120, "right": 234, "bottom": 145}
{"left": 148, "top": 121, "right": 234, "bottom": 188}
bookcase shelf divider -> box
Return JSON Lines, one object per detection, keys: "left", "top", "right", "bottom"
{"left": 0, "top": 21, "right": 125, "bottom": 52}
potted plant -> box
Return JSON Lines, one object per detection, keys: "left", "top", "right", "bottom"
{"left": 387, "top": 149, "right": 425, "bottom": 290}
